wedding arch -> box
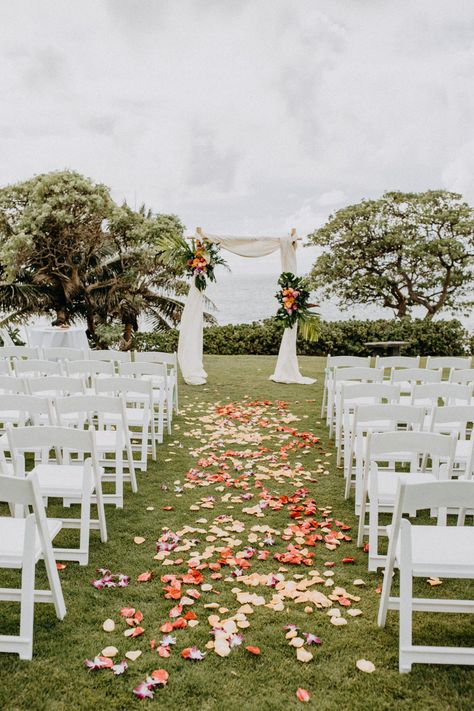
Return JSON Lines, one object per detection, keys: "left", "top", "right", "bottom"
{"left": 177, "top": 228, "right": 316, "bottom": 386}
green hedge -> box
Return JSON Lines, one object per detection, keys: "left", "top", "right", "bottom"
{"left": 132, "top": 317, "right": 471, "bottom": 356}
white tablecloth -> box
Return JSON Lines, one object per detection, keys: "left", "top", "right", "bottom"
{"left": 27, "top": 326, "right": 89, "bottom": 350}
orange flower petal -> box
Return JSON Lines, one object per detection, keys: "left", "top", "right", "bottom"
{"left": 151, "top": 669, "right": 169, "bottom": 685}
{"left": 245, "top": 646, "right": 261, "bottom": 655}
{"left": 296, "top": 688, "right": 311, "bottom": 702}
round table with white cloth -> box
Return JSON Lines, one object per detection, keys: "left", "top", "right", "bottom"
{"left": 27, "top": 326, "right": 89, "bottom": 350}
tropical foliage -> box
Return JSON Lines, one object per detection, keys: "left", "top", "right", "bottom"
{"left": 156, "top": 233, "right": 227, "bottom": 291}
{"left": 308, "top": 190, "right": 474, "bottom": 319}
{"left": 275, "top": 272, "right": 319, "bottom": 340}
{"left": 0, "top": 170, "right": 193, "bottom": 348}
{"left": 129, "top": 317, "right": 470, "bottom": 357}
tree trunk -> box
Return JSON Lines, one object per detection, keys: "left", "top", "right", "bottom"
{"left": 53, "top": 307, "right": 67, "bottom": 326}
{"left": 122, "top": 322, "right": 133, "bottom": 351}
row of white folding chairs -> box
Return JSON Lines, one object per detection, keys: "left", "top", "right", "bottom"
{"left": 0, "top": 347, "right": 179, "bottom": 414}
{"left": 322, "top": 355, "right": 473, "bottom": 422}
{"left": 345, "top": 402, "right": 474, "bottom": 512}
{"left": 323, "top": 362, "right": 474, "bottom": 670}
{"left": 0, "top": 392, "right": 139, "bottom": 498}
{"left": 0, "top": 359, "right": 172, "bottom": 440}
{"left": 0, "top": 423, "right": 113, "bottom": 659}
{"left": 0, "top": 381, "right": 158, "bottom": 474}
{"left": 350, "top": 429, "right": 474, "bottom": 670}
{"left": 328, "top": 365, "right": 474, "bottom": 439}
{"left": 336, "top": 380, "right": 474, "bottom": 465}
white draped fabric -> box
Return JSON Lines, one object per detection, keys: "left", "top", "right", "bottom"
{"left": 269, "top": 237, "right": 316, "bottom": 385}
{"left": 177, "top": 231, "right": 315, "bottom": 386}
{"left": 177, "top": 282, "right": 207, "bottom": 385}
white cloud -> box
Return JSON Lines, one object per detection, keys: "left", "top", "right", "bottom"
{"left": 0, "top": 0, "right": 473, "bottom": 244}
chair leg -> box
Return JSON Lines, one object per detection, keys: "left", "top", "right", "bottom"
{"left": 42, "top": 538, "right": 66, "bottom": 620}
{"left": 19, "top": 515, "right": 35, "bottom": 660}
{"left": 126, "top": 436, "right": 138, "bottom": 492}
{"left": 150, "top": 418, "right": 157, "bottom": 462}
{"left": 94, "top": 477, "right": 108, "bottom": 544}
{"left": 344, "top": 464, "right": 353, "bottom": 499}
{"left": 368, "top": 496, "right": 380, "bottom": 571}
{"left": 399, "top": 520, "right": 413, "bottom": 673}
{"left": 320, "top": 379, "right": 327, "bottom": 417}
{"left": 357, "top": 493, "right": 367, "bottom": 547}
{"left": 115, "top": 446, "right": 124, "bottom": 508}
{"left": 77, "top": 487, "right": 92, "bottom": 566}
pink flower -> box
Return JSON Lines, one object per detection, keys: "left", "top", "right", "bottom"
{"left": 133, "top": 682, "right": 154, "bottom": 699}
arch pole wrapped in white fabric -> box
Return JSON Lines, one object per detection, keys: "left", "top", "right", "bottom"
{"left": 177, "top": 230, "right": 315, "bottom": 385}
{"left": 269, "top": 237, "right": 316, "bottom": 385}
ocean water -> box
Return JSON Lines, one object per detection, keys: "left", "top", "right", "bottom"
{"left": 206, "top": 271, "right": 474, "bottom": 330}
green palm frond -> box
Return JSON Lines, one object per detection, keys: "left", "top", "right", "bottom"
{"left": 299, "top": 315, "right": 321, "bottom": 342}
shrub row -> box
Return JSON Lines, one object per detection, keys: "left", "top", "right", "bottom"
{"left": 133, "top": 317, "right": 471, "bottom": 356}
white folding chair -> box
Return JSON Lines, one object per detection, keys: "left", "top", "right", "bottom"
{"left": 449, "top": 368, "right": 474, "bottom": 387}
{"left": 375, "top": 356, "right": 421, "bottom": 381}
{"left": 426, "top": 356, "right": 471, "bottom": 374}
{"left": 0, "top": 346, "right": 40, "bottom": 360}
{"left": 42, "top": 347, "right": 88, "bottom": 363}
{"left": 391, "top": 367, "right": 441, "bottom": 400}
{"left": 7, "top": 425, "right": 107, "bottom": 566}
{"left": 328, "top": 366, "right": 383, "bottom": 438}
{"left": 429, "top": 405, "right": 474, "bottom": 502}
{"left": 55, "top": 395, "right": 137, "bottom": 508}
{"left": 322, "top": 356, "right": 371, "bottom": 419}
{"left": 0, "top": 375, "right": 27, "bottom": 395}
{"left": 26, "top": 376, "right": 86, "bottom": 399}
{"left": 65, "top": 360, "right": 115, "bottom": 392}
{"left": 95, "top": 376, "right": 156, "bottom": 469}
{"left": 0, "top": 471, "right": 66, "bottom": 660}
{"left": 0, "top": 394, "right": 56, "bottom": 480}
{"left": 119, "top": 361, "right": 169, "bottom": 440}
{"left": 336, "top": 382, "right": 400, "bottom": 466}
{"left": 344, "top": 403, "right": 425, "bottom": 506}
{"left": 411, "top": 383, "right": 472, "bottom": 425}
{"left": 89, "top": 350, "right": 131, "bottom": 373}
{"left": 0, "top": 392, "right": 55, "bottom": 435}
{"left": 134, "top": 351, "right": 179, "bottom": 414}
{"left": 357, "top": 430, "right": 456, "bottom": 570}
{"left": 377, "top": 479, "right": 474, "bottom": 672}
{"left": 14, "top": 359, "right": 63, "bottom": 378}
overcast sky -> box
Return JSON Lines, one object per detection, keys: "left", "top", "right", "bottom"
{"left": 1, "top": 0, "right": 473, "bottom": 275}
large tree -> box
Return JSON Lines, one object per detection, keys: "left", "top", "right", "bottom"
{"left": 307, "top": 190, "right": 474, "bottom": 319}
{"left": 0, "top": 170, "right": 113, "bottom": 334}
{"left": 0, "top": 171, "right": 200, "bottom": 348}
{"left": 90, "top": 203, "right": 190, "bottom": 349}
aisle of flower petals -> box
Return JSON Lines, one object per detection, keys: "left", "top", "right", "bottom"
{"left": 85, "top": 398, "right": 367, "bottom": 702}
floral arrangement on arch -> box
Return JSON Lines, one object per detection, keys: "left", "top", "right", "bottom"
{"left": 184, "top": 238, "right": 227, "bottom": 291}
{"left": 275, "top": 272, "right": 320, "bottom": 341}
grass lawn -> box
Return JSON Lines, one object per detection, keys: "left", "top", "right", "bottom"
{"left": 0, "top": 355, "right": 473, "bottom": 711}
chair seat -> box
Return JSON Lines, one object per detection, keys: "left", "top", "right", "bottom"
{"left": 0, "top": 517, "right": 62, "bottom": 567}
{"left": 32, "top": 464, "right": 95, "bottom": 496}
{"left": 393, "top": 525, "right": 474, "bottom": 578}
{"left": 371, "top": 472, "right": 437, "bottom": 503}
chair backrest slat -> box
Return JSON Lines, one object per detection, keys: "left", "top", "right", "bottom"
{"left": 426, "top": 356, "right": 472, "bottom": 370}
{"left": 14, "top": 359, "right": 62, "bottom": 377}
{"left": 333, "top": 367, "right": 382, "bottom": 383}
